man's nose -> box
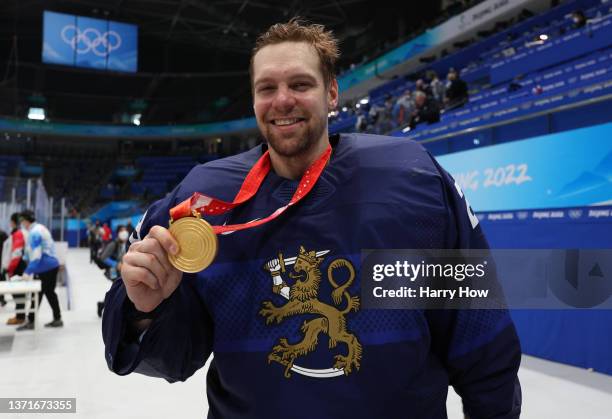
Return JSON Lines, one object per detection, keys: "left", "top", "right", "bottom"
{"left": 273, "top": 86, "right": 296, "bottom": 111}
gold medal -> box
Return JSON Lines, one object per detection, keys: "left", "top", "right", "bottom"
{"left": 168, "top": 216, "right": 218, "bottom": 273}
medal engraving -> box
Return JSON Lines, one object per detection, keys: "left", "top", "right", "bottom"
{"left": 168, "top": 217, "right": 218, "bottom": 273}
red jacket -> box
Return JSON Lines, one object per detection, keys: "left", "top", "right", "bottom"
{"left": 7, "top": 228, "right": 25, "bottom": 276}
{"left": 102, "top": 225, "right": 112, "bottom": 241}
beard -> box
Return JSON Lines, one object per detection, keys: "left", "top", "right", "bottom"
{"left": 261, "top": 114, "right": 327, "bottom": 158}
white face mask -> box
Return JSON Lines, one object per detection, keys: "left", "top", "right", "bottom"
{"left": 118, "top": 231, "right": 129, "bottom": 242}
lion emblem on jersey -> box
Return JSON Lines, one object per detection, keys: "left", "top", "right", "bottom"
{"left": 259, "top": 246, "right": 362, "bottom": 378}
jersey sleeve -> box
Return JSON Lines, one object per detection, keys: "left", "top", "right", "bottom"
{"left": 426, "top": 152, "right": 522, "bottom": 419}
{"left": 7, "top": 231, "right": 24, "bottom": 276}
{"left": 101, "top": 185, "right": 214, "bottom": 383}
{"left": 23, "top": 230, "right": 43, "bottom": 275}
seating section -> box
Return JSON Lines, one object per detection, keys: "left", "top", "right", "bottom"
{"left": 130, "top": 156, "right": 198, "bottom": 198}
{"left": 329, "top": 0, "right": 612, "bottom": 154}
{"left": 400, "top": 45, "right": 612, "bottom": 142}
{"left": 0, "top": 156, "right": 23, "bottom": 202}
{"left": 64, "top": 0, "right": 612, "bottom": 206}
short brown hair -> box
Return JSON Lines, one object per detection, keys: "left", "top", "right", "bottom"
{"left": 250, "top": 18, "right": 340, "bottom": 88}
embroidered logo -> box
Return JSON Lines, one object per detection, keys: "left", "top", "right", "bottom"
{"left": 259, "top": 246, "right": 361, "bottom": 378}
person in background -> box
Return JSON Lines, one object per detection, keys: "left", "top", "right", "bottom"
{"left": 444, "top": 68, "right": 469, "bottom": 110}
{"left": 395, "top": 89, "right": 414, "bottom": 126}
{"left": 0, "top": 228, "right": 8, "bottom": 307}
{"left": 414, "top": 78, "right": 432, "bottom": 97}
{"left": 16, "top": 210, "right": 63, "bottom": 331}
{"left": 96, "top": 225, "right": 129, "bottom": 318}
{"left": 377, "top": 95, "right": 395, "bottom": 134}
{"left": 428, "top": 71, "right": 447, "bottom": 104}
{"left": 88, "top": 220, "right": 102, "bottom": 264}
{"left": 3, "top": 213, "right": 28, "bottom": 325}
{"left": 102, "top": 223, "right": 112, "bottom": 243}
{"left": 408, "top": 91, "right": 441, "bottom": 129}
{"left": 571, "top": 10, "right": 587, "bottom": 29}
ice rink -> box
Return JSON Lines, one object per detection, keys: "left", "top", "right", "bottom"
{"left": 0, "top": 248, "right": 610, "bottom": 419}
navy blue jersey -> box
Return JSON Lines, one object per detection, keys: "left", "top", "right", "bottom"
{"left": 102, "top": 133, "right": 521, "bottom": 419}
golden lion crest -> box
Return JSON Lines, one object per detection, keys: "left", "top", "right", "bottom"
{"left": 259, "top": 246, "right": 362, "bottom": 378}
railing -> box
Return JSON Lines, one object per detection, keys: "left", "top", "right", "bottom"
{"left": 0, "top": 177, "right": 67, "bottom": 241}
{"left": 418, "top": 90, "right": 612, "bottom": 145}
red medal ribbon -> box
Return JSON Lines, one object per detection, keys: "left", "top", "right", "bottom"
{"left": 169, "top": 144, "right": 332, "bottom": 234}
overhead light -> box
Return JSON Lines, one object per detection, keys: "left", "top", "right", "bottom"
{"left": 27, "top": 107, "right": 45, "bottom": 121}
{"left": 359, "top": 97, "right": 369, "bottom": 105}
{"left": 356, "top": 103, "right": 361, "bottom": 109}
{"left": 402, "top": 126, "right": 412, "bottom": 133}
{"left": 342, "top": 107, "right": 348, "bottom": 112}
{"left": 131, "top": 113, "right": 142, "bottom": 126}
{"left": 216, "top": 138, "right": 222, "bottom": 143}
{"left": 539, "top": 34, "right": 548, "bottom": 41}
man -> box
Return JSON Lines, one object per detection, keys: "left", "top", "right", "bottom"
{"left": 429, "top": 71, "right": 447, "bottom": 103}
{"left": 570, "top": 10, "right": 587, "bottom": 29}
{"left": 103, "top": 20, "right": 521, "bottom": 418}
{"left": 96, "top": 225, "right": 129, "bottom": 318}
{"left": 3, "top": 213, "right": 28, "bottom": 325}
{"left": 395, "top": 88, "right": 414, "bottom": 125}
{"left": 88, "top": 220, "right": 102, "bottom": 264}
{"left": 408, "top": 90, "right": 441, "bottom": 129}
{"left": 414, "top": 78, "right": 432, "bottom": 97}
{"left": 17, "top": 210, "right": 63, "bottom": 330}
{"left": 0, "top": 227, "right": 7, "bottom": 307}
{"left": 444, "top": 67, "right": 469, "bottom": 110}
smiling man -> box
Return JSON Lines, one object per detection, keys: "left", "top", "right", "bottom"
{"left": 103, "top": 19, "right": 521, "bottom": 419}
{"left": 251, "top": 34, "right": 338, "bottom": 179}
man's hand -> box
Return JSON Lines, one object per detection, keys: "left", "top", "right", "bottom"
{"left": 121, "top": 225, "right": 182, "bottom": 313}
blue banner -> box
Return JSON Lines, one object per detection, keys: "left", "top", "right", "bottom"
{"left": 42, "top": 11, "right": 75, "bottom": 66}
{"left": 42, "top": 11, "right": 138, "bottom": 72}
{"left": 74, "top": 16, "right": 109, "bottom": 70}
{"left": 437, "top": 121, "right": 612, "bottom": 212}
{"left": 107, "top": 21, "right": 138, "bottom": 72}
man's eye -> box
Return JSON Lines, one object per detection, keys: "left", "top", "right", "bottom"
{"left": 293, "top": 83, "right": 310, "bottom": 90}
{"left": 258, "top": 86, "right": 274, "bottom": 93}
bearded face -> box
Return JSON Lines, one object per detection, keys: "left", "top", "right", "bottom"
{"left": 252, "top": 42, "right": 338, "bottom": 158}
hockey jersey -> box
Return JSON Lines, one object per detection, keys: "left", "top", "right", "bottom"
{"left": 102, "top": 133, "right": 521, "bottom": 419}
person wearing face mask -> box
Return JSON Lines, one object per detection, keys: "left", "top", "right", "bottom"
{"left": 97, "top": 225, "right": 129, "bottom": 317}
{"left": 17, "top": 210, "right": 62, "bottom": 331}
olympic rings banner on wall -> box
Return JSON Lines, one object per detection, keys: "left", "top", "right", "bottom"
{"left": 42, "top": 10, "right": 138, "bottom": 72}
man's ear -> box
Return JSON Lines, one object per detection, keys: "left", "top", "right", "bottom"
{"left": 328, "top": 78, "right": 339, "bottom": 110}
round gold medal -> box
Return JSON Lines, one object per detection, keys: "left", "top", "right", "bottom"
{"left": 168, "top": 217, "right": 218, "bottom": 273}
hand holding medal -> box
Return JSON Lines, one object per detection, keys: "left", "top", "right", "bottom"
{"left": 167, "top": 144, "right": 332, "bottom": 273}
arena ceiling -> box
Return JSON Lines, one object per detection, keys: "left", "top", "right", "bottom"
{"left": 0, "top": 0, "right": 443, "bottom": 125}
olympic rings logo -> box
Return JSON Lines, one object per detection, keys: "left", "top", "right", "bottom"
{"left": 60, "top": 25, "right": 122, "bottom": 57}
